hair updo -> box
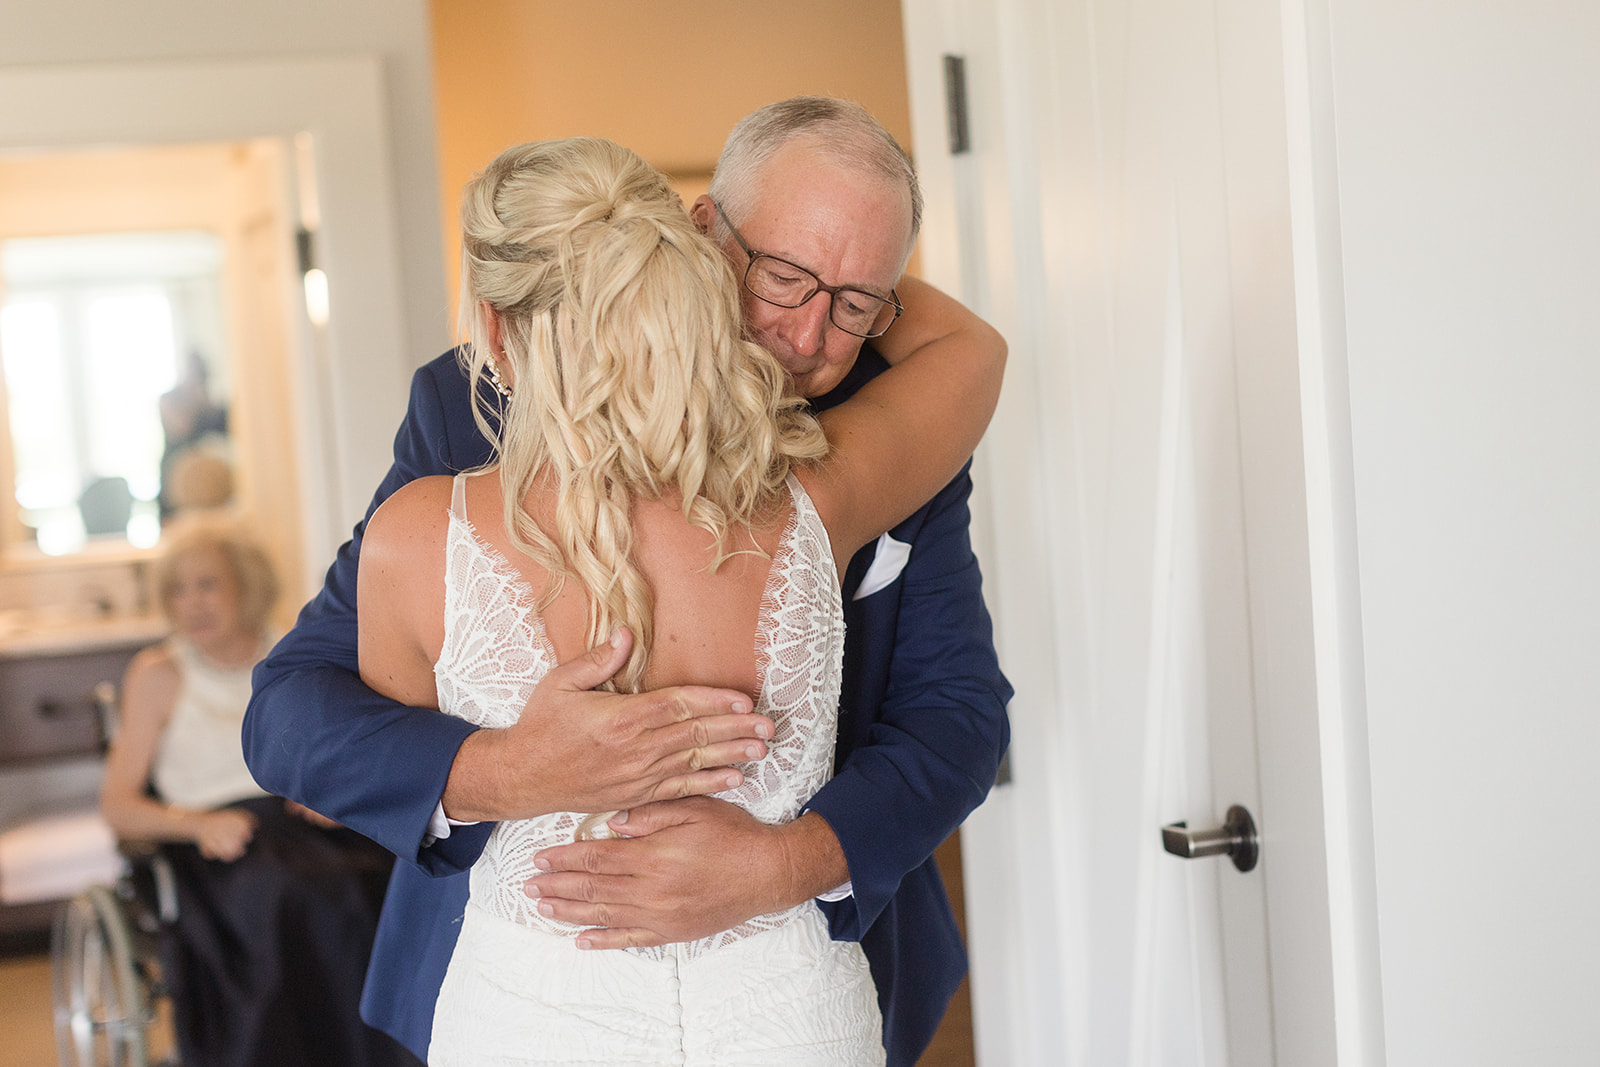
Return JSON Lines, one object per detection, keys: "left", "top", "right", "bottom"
{"left": 456, "top": 137, "right": 826, "bottom": 691}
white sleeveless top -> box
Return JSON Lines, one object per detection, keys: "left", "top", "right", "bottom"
{"left": 152, "top": 635, "right": 272, "bottom": 810}
{"left": 434, "top": 472, "right": 846, "bottom": 960}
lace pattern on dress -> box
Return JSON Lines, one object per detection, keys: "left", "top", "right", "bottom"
{"left": 433, "top": 472, "right": 844, "bottom": 961}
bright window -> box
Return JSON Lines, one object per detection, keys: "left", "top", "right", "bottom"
{"left": 0, "top": 233, "right": 228, "bottom": 555}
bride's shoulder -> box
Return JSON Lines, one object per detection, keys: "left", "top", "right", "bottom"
{"left": 364, "top": 475, "right": 457, "bottom": 559}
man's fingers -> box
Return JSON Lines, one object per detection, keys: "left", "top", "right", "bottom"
{"left": 532, "top": 841, "right": 616, "bottom": 877}
{"left": 597, "top": 718, "right": 770, "bottom": 805}
{"left": 635, "top": 686, "right": 756, "bottom": 729}
{"left": 548, "top": 626, "right": 633, "bottom": 693}
{"left": 523, "top": 877, "right": 671, "bottom": 946}
{"left": 524, "top": 871, "right": 629, "bottom": 913}
{"left": 651, "top": 719, "right": 772, "bottom": 768}
{"left": 604, "top": 796, "right": 709, "bottom": 838}
{"left": 648, "top": 767, "right": 749, "bottom": 802}
{"left": 575, "top": 927, "right": 668, "bottom": 951}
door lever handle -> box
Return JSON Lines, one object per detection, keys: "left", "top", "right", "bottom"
{"left": 1161, "top": 804, "right": 1258, "bottom": 872}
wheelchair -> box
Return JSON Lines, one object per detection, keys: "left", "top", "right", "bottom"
{"left": 47, "top": 677, "right": 180, "bottom": 1067}
{"left": 51, "top": 842, "right": 179, "bottom": 1067}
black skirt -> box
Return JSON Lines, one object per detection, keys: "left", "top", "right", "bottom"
{"left": 156, "top": 796, "right": 415, "bottom": 1067}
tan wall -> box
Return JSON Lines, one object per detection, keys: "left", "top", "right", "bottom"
{"left": 429, "top": 0, "right": 912, "bottom": 322}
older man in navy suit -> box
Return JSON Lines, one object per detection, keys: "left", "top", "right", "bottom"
{"left": 244, "top": 97, "right": 1010, "bottom": 1066}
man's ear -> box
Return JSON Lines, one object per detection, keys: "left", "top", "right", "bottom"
{"left": 689, "top": 195, "right": 716, "bottom": 236}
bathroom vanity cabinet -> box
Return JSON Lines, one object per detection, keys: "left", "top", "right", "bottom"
{"left": 0, "top": 618, "right": 167, "bottom": 941}
{"left": 0, "top": 626, "right": 160, "bottom": 765}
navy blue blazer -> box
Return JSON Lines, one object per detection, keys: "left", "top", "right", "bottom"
{"left": 243, "top": 348, "right": 1011, "bottom": 1066}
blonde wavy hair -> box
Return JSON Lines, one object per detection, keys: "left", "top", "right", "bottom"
{"left": 457, "top": 137, "right": 828, "bottom": 692}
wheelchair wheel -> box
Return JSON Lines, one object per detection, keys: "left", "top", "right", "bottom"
{"left": 51, "top": 885, "right": 153, "bottom": 1067}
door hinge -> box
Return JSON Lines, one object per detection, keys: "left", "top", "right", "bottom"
{"left": 943, "top": 54, "right": 971, "bottom": 155}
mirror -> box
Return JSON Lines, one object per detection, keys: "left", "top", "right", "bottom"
{"left": 0, "top": 57, "right": 429, "bottom": 611}
{"left": 0, "top": 230, "right": 232, "bottom": 554}
{"left": 0, "top": 137, "right": 312, "bottom": 630}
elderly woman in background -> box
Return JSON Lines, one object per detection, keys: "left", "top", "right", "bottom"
{"left": 100, "top": 518, "right": 408, "bottom": 1067}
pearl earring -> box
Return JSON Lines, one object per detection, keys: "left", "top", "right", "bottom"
{"left": 486, "top": 358, "right": 513, "bottom": 400}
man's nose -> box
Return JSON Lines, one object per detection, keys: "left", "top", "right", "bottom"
{"left": 780, "top": 293, "right": 833, "bottom": 357}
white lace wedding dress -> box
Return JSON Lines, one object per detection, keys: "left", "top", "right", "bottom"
{"left": 427, "top": 473, "right": 885, "bottom": 1066}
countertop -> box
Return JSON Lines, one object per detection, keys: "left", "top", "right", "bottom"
{"left": 0, "top": 613, "right": 168, "bottom": 661}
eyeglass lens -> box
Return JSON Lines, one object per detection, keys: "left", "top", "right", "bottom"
{"left": 744, "top": 258, "right": 898, "bottom": 338}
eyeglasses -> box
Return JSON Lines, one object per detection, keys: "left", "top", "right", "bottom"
{"left": 711, "top": 199, "right": 903, "bottom": 339}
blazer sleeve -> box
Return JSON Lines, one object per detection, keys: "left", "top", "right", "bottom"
{"left": 807, "top": 462, "right": 1013, "bottom": 938}
{"left": 242, "top": 358, "right": 493, "bottom": 874}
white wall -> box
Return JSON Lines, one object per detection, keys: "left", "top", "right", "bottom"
{"left": 1330, "top": 3, "right": 1600, "bottom": 1063}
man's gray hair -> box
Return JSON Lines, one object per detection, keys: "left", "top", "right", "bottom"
{"left": 708, "top": 97, "right": 922, "bottom": 260}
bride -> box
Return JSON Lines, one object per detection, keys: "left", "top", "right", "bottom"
{"left": 358, "top": 136, "right": 1003, "bottom": 1065}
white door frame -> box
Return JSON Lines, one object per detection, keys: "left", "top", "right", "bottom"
{"left": 1267, "top": 1, "right": 1387, "bottom": 1061}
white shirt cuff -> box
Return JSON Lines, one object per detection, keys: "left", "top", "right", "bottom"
{"left": 425, "top": 801, "right": 479, "bottom": 844}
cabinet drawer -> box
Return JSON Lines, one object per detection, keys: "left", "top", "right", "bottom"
{"left": 0, "top": 646, "right": 143, "bottom": 765}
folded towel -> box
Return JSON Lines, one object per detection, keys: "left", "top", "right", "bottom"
{"left": 0, "top": 809, "right": 122, "bottom": 905}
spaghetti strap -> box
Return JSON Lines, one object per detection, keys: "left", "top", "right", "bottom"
{"left": 449, "top": 472, "right": 468, "bottom": 521}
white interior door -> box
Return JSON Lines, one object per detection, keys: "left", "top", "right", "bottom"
{"left": 902, "top": 2, "right": 1376, "bottom": 1064}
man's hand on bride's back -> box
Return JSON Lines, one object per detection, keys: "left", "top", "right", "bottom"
{"left": 439, "top": 627, "right": 774, "bottom": 822}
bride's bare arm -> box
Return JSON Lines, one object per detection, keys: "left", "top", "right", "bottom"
{"left": 804, "top": 275, "right": 1006, "bottom": 561}
{"left": 867, "top": 275, "right": 986, "bottom": 367}
{"left": 357, "top": 477, "right": 452, "bottom": 710}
